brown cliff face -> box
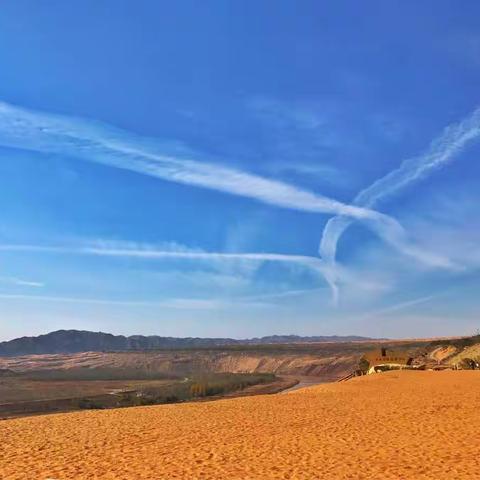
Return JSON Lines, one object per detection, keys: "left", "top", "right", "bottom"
{"left": 0, "top": 337, "right": 449, "bottom": 381}
{"left": 0, "top": 349, "right": 362, "bottom": 382}
{"left": 201, "top": 352, "right": 358, "bottom": 379}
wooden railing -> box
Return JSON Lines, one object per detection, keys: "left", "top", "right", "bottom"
{"left": 337, "top": 372, "right": 355, "bottom": 382}
{"left": 337, "top": 369, "right": 366, "bottom": 382}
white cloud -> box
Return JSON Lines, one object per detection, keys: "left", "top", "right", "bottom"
{"left": 0, "top": 293, "right": 270, "bottom": 310}
{"left": 0, "top": 240, "right": 341, "bottom": 303}
{"left": 358, "top": 294, "right": 438, "bottom": 322}
{"left": 1, "top": 100, "right": 469, "bottom": 309}
{"left": 0, "top": 100, "right": 429, "bottom": 271}
{"left": 402, "top": 189, "right": 480, "bottom": 271}
{"left": 319, "top": 106, "right": 480, "bottom": 299}
{"left": 0, "top": 100, "right": 374, "bottom": 219}
{"left": 0, "top": 276, "right": 44, "bottom": 288}
{"left": 268, "top": 161, "right": 347, "bottom": 186}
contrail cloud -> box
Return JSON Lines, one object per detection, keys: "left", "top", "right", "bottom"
{"left": 0, "top": 100, "right": 420, "bottom": 264}
{"left": 0, "top": 100, "right": 372, "bottom": 219}
{"left": 0, "top": 242, "right": 340, "bottom": 302}
{"left": 319, "top": 106, "right": 480, "bottom": 299}
{"left": 0, "top": 101, "right": 461, "bottom": 304}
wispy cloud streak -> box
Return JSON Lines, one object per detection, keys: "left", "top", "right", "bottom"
{"left": 0, "top": 293, "right": 270, "bottom": 309}
{"left": 0, "top": 242, "right": 340, "bottom": 303}
{"left": 0, "top": 101, "right": 374, "bottom": 219}
{"left": 0, "top": 242, "right": 330, "bottom": 265}
{"left": 0, "top": 101, "right": 460, "bottom": 305}
{"left": 0, "top": 276, "right": 44, "bottom": 288}
{"left": 0, "top": 100, "right": 427, "bottom": 271}
{"left": 358, "top": 294, "right": 438, "bottom": 322}
{"left": 319, "top": 107, "right": 480, "bottom": 298}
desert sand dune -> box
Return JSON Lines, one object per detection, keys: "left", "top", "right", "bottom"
{"left": 1, "top": 370, "right": 479, "bottom": 479}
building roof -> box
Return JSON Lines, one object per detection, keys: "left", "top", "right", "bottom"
{"left": 362, "top": 348, "right": 412, "bottom": 367}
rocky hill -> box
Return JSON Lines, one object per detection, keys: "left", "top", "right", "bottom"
{"left": 0, "top": 330, "right": 376, "bottom": 357}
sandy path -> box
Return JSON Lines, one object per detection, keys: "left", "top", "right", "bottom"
{"left": 1, "top": 370, "right": 479, "bottom": 479}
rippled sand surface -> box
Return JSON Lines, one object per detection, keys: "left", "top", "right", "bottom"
{"left": 1, "top": 370, "right": 479, "bottom": 479}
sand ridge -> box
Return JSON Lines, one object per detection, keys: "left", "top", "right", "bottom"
{"left": 1, "top": 370, "right": 479, "bottom": 479}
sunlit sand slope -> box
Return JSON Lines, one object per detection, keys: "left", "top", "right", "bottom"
{"left": 1, "top": 371, "right": 479, "bottom": 479}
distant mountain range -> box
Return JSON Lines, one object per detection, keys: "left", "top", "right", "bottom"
{"left": 0, "top": 330, "right": 377, "bottom": 357}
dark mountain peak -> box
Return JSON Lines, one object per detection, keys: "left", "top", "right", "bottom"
{"left": 0, "top": 330, "right": 377, "bottom": 357}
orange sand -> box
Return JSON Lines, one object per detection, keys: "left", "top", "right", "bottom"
{"left": 1, "top": 370, "right": 479, "bottom": 479}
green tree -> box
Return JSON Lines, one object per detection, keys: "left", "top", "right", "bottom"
{"left": 358, "top": 357, "right": 370, "bottom": 373}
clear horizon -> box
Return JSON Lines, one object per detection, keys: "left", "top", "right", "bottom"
{"left": 1, "top": 2, "right": 479, "bottom": 341}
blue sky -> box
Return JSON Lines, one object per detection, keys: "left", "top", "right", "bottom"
{"left": 0, "top": 1, "right": 480, "bottom": 340}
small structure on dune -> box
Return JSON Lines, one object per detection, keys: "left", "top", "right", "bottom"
{"left": 360, "top": 348, "right": 413, "bottom": 374}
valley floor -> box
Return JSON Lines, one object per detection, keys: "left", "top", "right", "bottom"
{"left": 1, "top": 370, "right": 479, "bottom": 479}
